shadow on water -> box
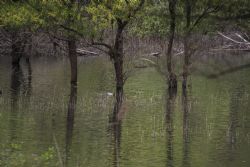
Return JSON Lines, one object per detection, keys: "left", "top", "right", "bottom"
{"left": 182, "top": 87, "right": 191, "bottom": 167}
{"left": 165, "top": 88, "right": 176, "bottom": 167}
{"left": 65, "top": 84, "right": 77, "bottom": 167}
{"left": 109, "top": 91, "right": 124, "bottom": 167}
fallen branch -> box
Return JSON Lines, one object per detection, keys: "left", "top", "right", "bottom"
{"left": 235, "top": 33, "right": 249, "bottom": 43}
{"left": 217, "top": 31, "right": 250, "bottom": 45}
{"left": 76, "top": 48, "right": 98, "bottom": 56}
{"left": 174, "top": 51, "right": 184, "bottom": 56}
{"left": 210, "top": 48, "right": 250, "bottom": 51}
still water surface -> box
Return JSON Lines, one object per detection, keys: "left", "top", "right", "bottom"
{"left": 0, "top": 56, "right": 250, "bottom": 167}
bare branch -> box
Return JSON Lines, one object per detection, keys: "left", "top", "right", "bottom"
{"left": 218, "top": 31, "right": 250, "bottom": 45}
{"left": 189, "top": 5, "right": 221, "bottom": 32}
{"left": 235, "top": 33, "right": 250, "bottom": 43}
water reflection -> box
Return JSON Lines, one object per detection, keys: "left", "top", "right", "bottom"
{"left": 10, "top": 64, "right": 23, "bottom": 107}
{"left": 8, "top": 64, "right": 24, "bottom": 154}
{"left": 24, "top": 59, "right": 32, "bottom": 97}
{"left": 1, "top": 56, "right": 250, "bottom": 167}
{"left": 228, "top": 85, "right": 244, "bottom": 150}
{"left": 65, "top": 84, "right": 77, "bottom": 167}
{"left": 109, "top": 93, "right": 123, "bottom": 167}
{"left": 182, "top": 88, "right": 191, "bottom": 167}
{"left": 165, "top": 89, "right": 176, "bottom": 167}
{"left": 10, "top": 60, "right": 32, "bottom": 107}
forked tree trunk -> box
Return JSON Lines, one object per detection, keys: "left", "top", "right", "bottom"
{"left": 68, "top": 39, "right": 77, "bottom": 85}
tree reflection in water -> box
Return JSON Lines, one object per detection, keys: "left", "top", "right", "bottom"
{"left": 166, "top": 88, "right": 176, "bottom": 167}
{"left": 9, "top": 63, "right": 24, "bottom": 142}
{"left": 109, "top": 91, "right": 124, "bottom": 167}
{"left": 227, "top": 85, "right": 244, "bottom": 161}
{"left": 10, "top": 64, "right": 23, "bottom": 107}
{"left": 65, "top": 84, "right": 77, "bottom": 167}
{"left": 182, "top": 87, "right": 191, "bottom": 167}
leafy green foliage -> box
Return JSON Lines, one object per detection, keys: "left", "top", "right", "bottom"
{"left": 0, "top": 2, "right": 43, "bottom": 31}
{"left": 129, "top": 1, "right": 169, "bottom": 37}
{"left": 87, "top": 0, "right": 145, "bottom": 35}
{"left": 129, "top": 0, "right": 250, "bottom": 37}
{"left": 27, "top": 0, "right": 92, "bottom": 37}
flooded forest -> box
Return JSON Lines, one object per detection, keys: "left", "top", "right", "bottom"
{"left": 0, "top": 0, "right": 250, "bottom": 167}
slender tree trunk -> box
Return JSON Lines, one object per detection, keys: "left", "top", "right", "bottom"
{"left": 68, "top": 39, "right": 77, "bottom": 85}
{"left": 182, "top": 37, "right": 191, "bottom": 89}
{"left": 25, "top": 33, "right": 32, "bottom": 62}
{"left": 11, "top": 32, "right": 24, "bottom": 66}
{"left": 66, "top": 0, "right": 78, "bottom": 85}
{"left": 11, "top": 41, "right": 22, "bottom": 65}
{"left": 167, "top": 0, "right": 178, "bottom": 91}
{"left": 182, "top": 0, "right": 191, "bottom": 90}
{"left": 113, "top": 20, "right": 125, "bottom": 110}
{"left": 11, "top": 30, "right": 29, "bottom": 66}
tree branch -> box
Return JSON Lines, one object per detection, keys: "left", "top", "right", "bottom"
{"left": 189, "top": 5, "right": 221, "bottom": 32}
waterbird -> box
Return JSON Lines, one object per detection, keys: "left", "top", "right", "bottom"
{"left": 107, "top": 92, "right": 113, "bottom": 96}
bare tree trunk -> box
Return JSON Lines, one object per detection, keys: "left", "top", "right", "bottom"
{"left": 11, "top": 30, "right": 30, "bottom": 66}
{"left": 11, "top": 34, "right": 25, "bottom": 66}
{"left": 68, "top": 39, "right": 77, "bottom": 85}
{"left": 25, "top": 33, "right": 32, "bottom": 62}
{"left": 167, "top": 0, "right": 178, "bottom": 91}
{"left": 66, "top": 0, "right": 78, "bottom": 85}
{"left": 114, "top": 57, "right": 123, "bottom": 108}
{"left": 182, "top": 0, "right": 191, "bottom": 90}
{"left": 11, "top": 42, "right": 22, "bottom": 65}
{"left": 112, "top": 20, "right": 125, "bottom": 109}
{"left": 182, "top": 37, "right": 191, "bottom": 89}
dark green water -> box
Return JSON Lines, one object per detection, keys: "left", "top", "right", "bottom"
{"left": 0, "top": 56, "right": 250, "bottom": 167}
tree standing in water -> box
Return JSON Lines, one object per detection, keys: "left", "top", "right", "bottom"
{"left": 89, "top": 0, "right": 145, "bottom": 106}
{"left": 0, "top": 1, "right": 39, "bottom": 66}
{"left": 182, "top": 0, "right": 221, "bottom": 89}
